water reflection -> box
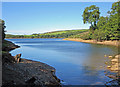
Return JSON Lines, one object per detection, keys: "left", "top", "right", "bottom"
{"left": 6, "top": 39, "right": 118, "bottom": 85}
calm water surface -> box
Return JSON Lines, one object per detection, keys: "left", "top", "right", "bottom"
{"left": 7, "top": 38, "right": 118, "bottom": 85}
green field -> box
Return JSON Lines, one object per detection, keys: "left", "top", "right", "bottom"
{"left": 6, "top": 29, "right": 88, "bottom": 38}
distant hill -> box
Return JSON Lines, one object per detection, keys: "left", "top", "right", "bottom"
{"left": 6, "top": 29, "right": 88, "bottom": 38}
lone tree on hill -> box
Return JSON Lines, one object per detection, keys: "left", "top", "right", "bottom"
{"left": 82, "top": 5, "right": 100, "bottom": 31}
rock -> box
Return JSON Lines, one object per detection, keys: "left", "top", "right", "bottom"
{"left": 111, "top": 58, "right": 118, "bottom": 62}
{"left": 17, "top": 54, "right": 21, "bottom": 58}
{"left": 14, "top": 55, "right": 18, "bottom": 61}
{"left": 25, "top": 77, "right": 36, "bottom": 85}
{"left": 17, "top": 58, "right": 21, "bottom": 63}
{"left": 51, "top": 70, "right": 55, "bottom": 73}
{"left": 105, "top": 62, "right": 108, "bottom": 64}
{"left": 2, "top": 40, "right": 20, "bottom": 51}
{"left": 2, "top": 52, "right": 16, "bottom": 64}
{"left": 111, "top": 62, "right": 116, "bottom": 65}
{"left": 2, "top": 80, "right": 15, "bottom": 86}
{"left": 107, "top": 66, "right": 111, "bottom": 68}
{"left": 107, "top": 75, "right": 117, "bottom": 79}
{"left": 2, "top": 40, "right": 61, "bottom": 86}
{"left": 109, "top": 62, "right": 119, "bottom": 71}
{"left": 45, "top": 82, "right": 50, "bottom": 85}
{"left": 108, "top": 56, "right": 113, "bottom": 58}
{"left": 105, "top": 54, "right": 120, "bottom": 86}
{"left": 104, "top": 55, "right": 107, "bottom": 57}
{"left": 110, "top": 67, "right": 118, "bottom": 71}
{"left": 14, "top": 54, "right": 21, "bottom": 63}
{"left": 115, "top": 55, "right": 120, "bottom": 59}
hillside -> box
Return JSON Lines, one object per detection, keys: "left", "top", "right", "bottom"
{"left": 6, "top": 29, "right": 88, "bottom": 38}
{"left": 68, "top": 31, "right": 89, "bottom": 39}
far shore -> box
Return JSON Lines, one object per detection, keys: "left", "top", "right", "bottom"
{"left": 5, "top": 38, "right": 63, "bottom": 39}
{"left": 63, "top": 38, "right": 120, "bottom": 46}
{"left": 5, "top": 37, "right": 120, "bottom": 46}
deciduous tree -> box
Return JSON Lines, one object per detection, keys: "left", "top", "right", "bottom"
{"left": 82, "top": 5, "right": 100, "bottom": 31}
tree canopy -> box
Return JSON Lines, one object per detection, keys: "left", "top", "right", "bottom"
{"left": 80, "top": 2, "right": 120, "bottom": 41}
{"left": 0, "top": 19, "right": 6, "bottom": 40}
{"left": 82, "top": 5, "right": 100, "bottom": 31}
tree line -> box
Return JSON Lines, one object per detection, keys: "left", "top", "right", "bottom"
{"left": 80, "top": 2, "right": 120, "bottom": 41}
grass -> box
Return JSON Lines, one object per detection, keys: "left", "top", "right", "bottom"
{"left": 6, "top": 29, "right": 88, "bottom": 38}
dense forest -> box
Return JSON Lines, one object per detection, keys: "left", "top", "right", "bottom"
{"left": 5, "top": 29, "right": 88, "bottom": 38}
{"left": 70, "top": 2, "right": 120, "bottom": 41}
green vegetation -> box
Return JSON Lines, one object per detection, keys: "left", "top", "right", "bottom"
{"left": 0, "top": 19, "right": 6, "bottom": 40}
{"left": 6, "top": 29, "right": 88, "bottom": 38}
{"left": 4, "top": 2, "right": 120, "bottom": 41}
{"left": 82, "top": 5, "right": 100, "bottom": 31}
{"left": 70, "top": 2, "right": 120, "bottom": 41}
{"left": 1, "top": 19, "right": 10, "bottom": 53}
{"left": 1, "top": 19, "right": 8, "bottom": 52}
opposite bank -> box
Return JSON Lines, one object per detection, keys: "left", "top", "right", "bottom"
{"left": 63, "top": 38, "right": 120, "bottom": 47}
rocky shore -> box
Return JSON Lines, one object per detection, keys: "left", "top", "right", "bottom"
{"left": 63, "top": 38, "right": 120, "bottom": 85}
{"left": 63, "top": 38, "right": 120, "bottom": 46}
{"left": 2, "top": 40, "right": 61, "bottom": 86}
{"left": 104, "top": 54, "right": 120, "bottom": 85}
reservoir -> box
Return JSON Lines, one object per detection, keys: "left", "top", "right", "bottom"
{"left": 7, "top": 38, "right": 118, "bottom": 85}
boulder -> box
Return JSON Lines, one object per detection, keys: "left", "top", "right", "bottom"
{"left": 108, "top": 56, "right": 113, "bottom": 58}
{"left": 14, "top": 54, "right": 21, "bottom": 63}
{"left": 111, "top": 59, "right": 118, "bottom": 64}
{"left": 107, "top": 66, "right": 111, "bottom": 68}
{"left": 115, "top": 55, "right": 120, "bottom": 59}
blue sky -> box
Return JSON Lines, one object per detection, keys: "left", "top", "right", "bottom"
{"left": 2, "top": 2, "right": 114, "bottom": 35}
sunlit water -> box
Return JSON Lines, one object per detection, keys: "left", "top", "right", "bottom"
{"left": 7, "top": 38, "right": 118, "bottom": 85}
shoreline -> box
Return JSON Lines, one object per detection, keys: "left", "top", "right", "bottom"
{"left": 5, "top": 37, "right": 64, "bottom": 39}
{"left": 2, "top": 40, "right": 61, "bottom": 86}
{"left": 63, "top": 38, "right": 120, "bottom": 46}
{"left": 6, "top": 38, "right": 120, "bottom": 47}
{"left": 105, "top": 54, "right": 120, "bottom": 85}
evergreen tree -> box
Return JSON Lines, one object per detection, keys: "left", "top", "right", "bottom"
{"left": 0, "top": 19, "right": 6, "bottom": 40}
